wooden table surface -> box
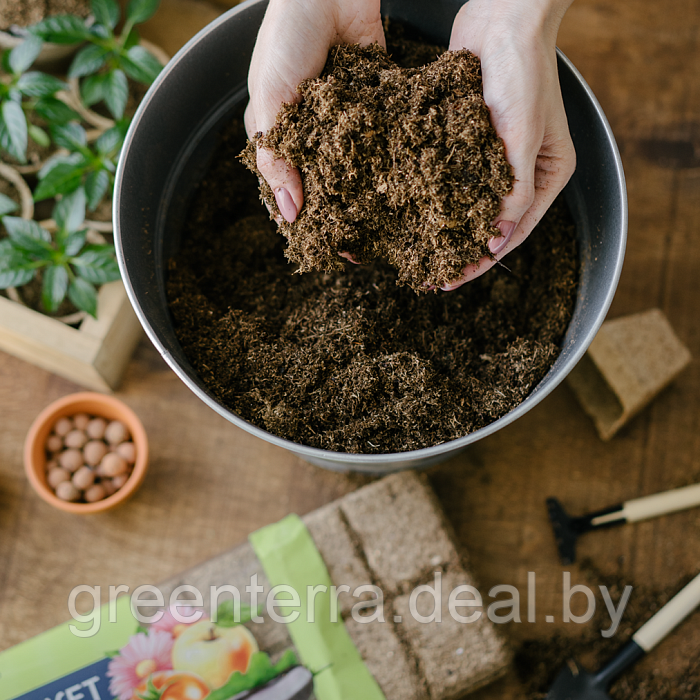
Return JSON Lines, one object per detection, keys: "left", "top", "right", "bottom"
{"left": 2, "top": 1, "right": 700, "bottom": 697}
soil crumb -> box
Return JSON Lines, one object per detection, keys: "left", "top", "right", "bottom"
{"left": 167, "top": 110, "right": 577, "bottom": 453}
{"left": 242, "top": 41, "right": 512, "bottom": 292}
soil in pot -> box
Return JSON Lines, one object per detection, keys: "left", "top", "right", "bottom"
{"left": 0, "top": 0, "right": 90, "bottom": 32}
{"left": 167, "top": 133, "right": 578, "bottom": 455}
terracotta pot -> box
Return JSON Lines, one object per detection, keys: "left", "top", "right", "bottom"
{"left": 24, "top": 392, "right": 149, "bottom": 514}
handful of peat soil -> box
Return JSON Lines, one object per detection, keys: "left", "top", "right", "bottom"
{"left": 242, "top": 43, "right": 513, "bottom": 292}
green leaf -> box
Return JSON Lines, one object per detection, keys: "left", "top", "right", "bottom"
{"left": 28, "top": 123, "right": 50, "bottom": 147}
{"left": 84, "top": 168, "right": 110, "bottom": 209}
{"left": 91, "top": 0, "right": 121, "bottom": 29}
{"left": 42, "top": 265, "right": 69, "bottom": 312}
{"left": 68, "top": 276, "right": 98, "bottom": 316}
{"left": 30, "top": 15, "right": 92, "bottom": 44}
{"left": 103, "top": 69, "right": 128, "bottom": 119}
{"left": 95, "top": 125, "right": 124, "bottom": 156}
{"left": 215, "top": 599, "right": 263, "bottom": 627}
{"left": 50, "top": 122, "right": 88, "bottom": 152}
{"left": 68, "top": 44, "right": 111, "bottom": 79}
{"left": 0, "top": 193, "right": 18, "bottom": 216}
{"left": 63, "top": 228, "right": 88, "bottom": 256}
{"left": 34, "top": 96, "right": 81, "bottom": 125}
{"left": 0, "top": 239, "right": 36, "bottom": 289}
{"left": 207, "top": 652, "right": 300, "bottom": 700}
{"left": 1, "top": 100, "right": 28, "bottom": 163}
{"left": 38, "top": 151, "right": 85, "bottom": 179}
{"left": 126, "top": 0, "right": 161, "bottom": 25}
{"left": 8, "top": 35, "right": 43, "bottom": 74}
{"left": 119, "top": 45, "right": 162, "bottom": 84}
{"left": 3, "top": 217, "right": 52, "bottom": 256}
{"left": 34, "top": 161, "right": 86, "bottom": 201}
{"left": 71, "top": 245, "right": 120, "bottom": 285}
{"left": 54, "top": 188, "right": 87, "bottom": 233}
{"left": 1, "top": 49, "right": 12, "bottom": 75}
{"left": 89, "top": 23, "right": 112, "bottom": 41}
{"left": 0, "top": 266, "right": 35, "bottom": 289}
{"left": 16, "top": 71, "right": 66, "bottom": 97}
{"left": 80, "top": 72, "right": 109, "bottom": 107}
{"left": 123, "top": 27, "right": 140, "bottom": 50}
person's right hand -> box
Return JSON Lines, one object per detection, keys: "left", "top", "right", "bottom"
{"left": 245, "top": 0, "right": 384, "bottom": 224}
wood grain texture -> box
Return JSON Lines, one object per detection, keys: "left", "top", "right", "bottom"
{"left": 2, "top": 0, "right": 700, "bottom": 697}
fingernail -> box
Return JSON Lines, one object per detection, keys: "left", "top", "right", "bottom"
{"left": 274, "top": 187, "right": 297, "bottom": 223}
{"left": 489, "top": 221, "right": 516, "bottom": 254}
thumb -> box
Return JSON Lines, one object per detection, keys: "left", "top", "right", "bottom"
{"left": 247, "top": 71, "right": 304, "bottom": 223}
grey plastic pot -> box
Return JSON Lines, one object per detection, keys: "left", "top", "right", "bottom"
{"left": 114, "top": 0, "right": 627, "bottom": 474}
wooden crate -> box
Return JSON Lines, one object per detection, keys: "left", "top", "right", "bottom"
{"left": 0, "top": 281, "right": 143, "bottom": 392}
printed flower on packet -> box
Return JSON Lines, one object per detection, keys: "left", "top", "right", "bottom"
{"left": 151, "top": 606, "right": 207, "bottom": 638}
{"left": 107, "top": 630, "right": 174, "bottom": 700}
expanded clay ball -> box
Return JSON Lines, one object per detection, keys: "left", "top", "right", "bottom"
{"left": 58, "top": 448, "right": 83, "bottom": 472}
{"left": 84, "top": 484, "right": 106, "bottom": 502}
{"left": 73, "top": 413, "right": 90, "bottom": 430}
{"left": 41, "top": 410, "right": 137, "bottom": 505}
{"left": 46, "top": 434, "right": 63, "bottom": 453}
{"left": 111, "top": 473, "right": 129, "bottom": 490}
{"left": 53, "top": 417, "right": 73, "bottom": 437}
{"left": 86, "top": 417, "right": 107, "bottom": 440}
{"left": 47, "top": 467, "right": 70, "bottom": 489}
{"left": 55, "top": 481, "right": 81, "bottom": 502}
{"left": 64, "top": 429, "right": 88, "bottom": 449}
{"left": 84, "top": 440, "right": 108, "bottom": 466}
{"left": 72, "top": 466, "right": 95, "bottom": 490}
{"left": 115, "top": 441, "right": 136, "bottom": 464}
{"left": 98, "top": 452, "right": 128, "bottom": 477}
{"left": 104, "top": 420, "right": 129, "bottom": 445}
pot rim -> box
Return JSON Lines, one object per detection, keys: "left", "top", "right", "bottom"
{"left": 114, "top": 0, "right": 627, "bottom": 468}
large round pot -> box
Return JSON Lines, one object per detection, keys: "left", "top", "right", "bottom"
{"left": 114, "top": 0, "right": 627, "bottom": 473}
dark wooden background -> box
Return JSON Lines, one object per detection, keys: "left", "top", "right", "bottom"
{"left": 2, "top": 1, "right": 699, "bottom": 696}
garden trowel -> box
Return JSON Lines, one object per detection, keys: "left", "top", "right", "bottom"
{"left": 547, "top": 570, "right": 700, "bottom": 699}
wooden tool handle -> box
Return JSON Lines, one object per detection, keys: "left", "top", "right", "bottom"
{"left": 633, "top": 571, "right": 700, "bottom": 652}
{"left": 623, "top": 483, "right": 700, "bottom": 523}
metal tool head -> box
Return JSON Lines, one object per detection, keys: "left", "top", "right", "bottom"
{"left": 547, "top": 659, "right": 611, "bottom": 700}
{"left": 546, "top": 497, "right": 580, "bottom": 564}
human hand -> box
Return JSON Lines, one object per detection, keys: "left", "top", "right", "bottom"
{"left": 245, "top": 0, "right": 384, "bottom": 223}
{"left": 442, "top": 0, "right": 576, "bottom": 290}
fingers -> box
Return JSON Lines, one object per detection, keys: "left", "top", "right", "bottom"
{"left": 255, "top": 144, "right": 304, "bottom": 223}
{"left": 246, "top": 0, "right": 384, "bottom": 224}
{"left": 245, "top": 99, "right": 302, "bottom": 223}
{"left": 441, "top": 133, "right": 575, "bottom": 292}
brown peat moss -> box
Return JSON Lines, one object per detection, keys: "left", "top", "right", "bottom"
{"left": 167, "top": 107, "right": 578, "bottom": 453}
{"left": 242, "top": 42, "right": 512, "bottom": 292}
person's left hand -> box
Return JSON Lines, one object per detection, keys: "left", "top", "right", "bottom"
{"left": 441, "top": 0, "right": 576, "bottom": 290}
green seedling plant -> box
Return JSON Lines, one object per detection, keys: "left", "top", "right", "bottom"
{"left": 34, "top": 121, "right": 126, "bottom": 207}
{"left": 0, "top": 37, "right": 79, "bottom": 163}
{"left": 0, "top": 188, "right": 120, "bottom": 317}
{"left": 30, "top": 0, "right": 163, "bottom": 120}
